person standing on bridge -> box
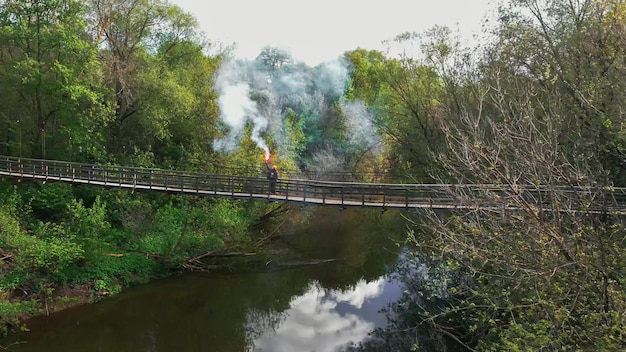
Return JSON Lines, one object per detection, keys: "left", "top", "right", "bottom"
{"left": 265, "top": 162, "right": 278, "bottom": 194}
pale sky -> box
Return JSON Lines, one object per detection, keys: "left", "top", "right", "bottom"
{"left": 171, "top": 0, "right": 498, "bottom": 66}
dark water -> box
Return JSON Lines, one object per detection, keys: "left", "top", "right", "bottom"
{"left": 1, "top": 207, "right": 409, "bottom": 352}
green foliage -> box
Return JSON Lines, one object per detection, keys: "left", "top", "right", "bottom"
{"left": 67, "top": 197, "right": 111, "bottom": 241}
{"left": 0, "top": 192, "right": 22, "bottom": 245}
{"left": 135, "top": 198, "right": 252, "bottom": 259}
{"left": 0, "top": 0, "right": 113, "bottom": 160}
{"left": 24, "top": 183, "right": 73, "bottom": 221}
{"left": 100, "top": 189, "right": 154, "bottom": 236}
{"left": 351, "top": 0, "right": 626, "bottom": 349}
{"left": 52, "top": 253, "right": 162, "bottom": 287}
{"left": 344, "top": 46, "right": 446, "bottom": 181}
{"left": 0, "top": 188, "right": 81, "bottom": 287}
{"left": 138, "top": 202, "right": 184, "bottom": 255}
{"left": 0, "top": 212, "right": 81, "bottom": 288}
{"left": 7, "top": 233, "right": 83, "bottom": 277}
{"left": 344, "top": 49, "right": 387, "bottom": 105}
{"left": 0, "top": 299, "right": 39, "bottom": 338}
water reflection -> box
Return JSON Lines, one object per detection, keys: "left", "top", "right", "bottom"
{"left": 252, "top": 277, "right": 402, "bottom": 352}
{"left": 1, "top": 269, "right": 402, "bottom": 352}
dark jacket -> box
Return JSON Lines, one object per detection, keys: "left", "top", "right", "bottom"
{"left": 267, "top": 166, "right": 278, "bottom": 181}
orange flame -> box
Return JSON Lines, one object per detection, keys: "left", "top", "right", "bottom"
{"left": 264, "top": 152, "right": 270, "bottom": 162}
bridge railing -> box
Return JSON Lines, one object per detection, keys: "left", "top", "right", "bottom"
{"left": 0, "top": 156, "right": 462, "bottom": 207}
{"left": 1, "top": 155, "right": 626, "bottom": 211}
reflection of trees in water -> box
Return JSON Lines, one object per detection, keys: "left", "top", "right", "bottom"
{"left": 278, "top": 207, "right": 407, "bottom": 291}
{"left": 241, "top": 206, "right": 408, "bottom": 351}
{"left": 239, "top": 266, "right": 313, "bottom": 351}
{"left": 346, "top": 251, "right": 472, "bottom": 352}
{"left": 244, "top": 307, "right": 288, "bottom": 347}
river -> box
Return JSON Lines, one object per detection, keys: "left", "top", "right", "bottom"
{"left": 1, "top": 207, "right": 411, "bottom": 352}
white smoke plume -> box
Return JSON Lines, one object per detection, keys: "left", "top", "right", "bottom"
{"left": 212, "top": 51, "right": 378, "bottom": 173}
{"left": 342, "top": 100, "right": 381, "bottom": 154}
{"left": 314, "top": 60, "right": 349, "bottom": 98}
{"left": 213, "top": 60, "right": 269, "bottom": 155}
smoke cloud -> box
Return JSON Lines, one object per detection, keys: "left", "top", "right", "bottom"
{"left": 342, "top": 100, "right": 381, "bottom": 154}
{"left": 213, "top": 60, "right": 269, "bottom": 155}
{"left": 212, "top": 49, "right": 381, "bottom": 173}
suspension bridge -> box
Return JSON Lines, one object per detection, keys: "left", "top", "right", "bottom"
{"left": 0, "top": 155, "right": 624, "bottom": 213}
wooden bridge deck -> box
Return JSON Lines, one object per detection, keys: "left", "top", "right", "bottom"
{"left": 1, "top": 156, "right": 625, "bottom": 212}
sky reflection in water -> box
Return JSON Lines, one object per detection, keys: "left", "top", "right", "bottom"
{"left": 252, "top": 277, "right": 402, "bottom": 352}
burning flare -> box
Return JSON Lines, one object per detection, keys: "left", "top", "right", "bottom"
{"left": 264, "top": 151, "right": 271, "bottom": 162}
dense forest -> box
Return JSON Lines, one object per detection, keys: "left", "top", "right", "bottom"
{"left": 1, "top": 0, "right": 626, "bottom": 350}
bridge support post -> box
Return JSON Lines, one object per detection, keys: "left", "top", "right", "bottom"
{"left": 341, "top": 187, "right": 344, "bottom": 207}
{"left": 382, "top": 189, "right": 386, "bottom": 207}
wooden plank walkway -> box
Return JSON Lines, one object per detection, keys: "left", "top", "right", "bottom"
{"left": 0, "top": 155, "right": 625, "bottom": 212}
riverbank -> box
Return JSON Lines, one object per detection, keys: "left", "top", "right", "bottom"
{"left": 0, "top": 253, "right": 163, "bottom": 337}
{"left": 1, "top": 207, "right": 411, "bottom": 352}
{"left": 0, "top": 178, "right": 285, "bottom": 339}
{"left": 1, "top": 204, "right": 409, "bottom": 343}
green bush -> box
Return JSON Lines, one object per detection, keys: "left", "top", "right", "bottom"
{"left": 1, "top": 206, "right": 83, "bottom": 288}
{"left": 9, "top": 234, "right": 84, "bottom": 275}
{"left": 0, "top": 299, "right": 39, "bottom": 338}
{"left": 23, "top": 182, "right": 74, "bottom": 221}
{"left": 52, "top": 253, "right": 162, "bottom": 287}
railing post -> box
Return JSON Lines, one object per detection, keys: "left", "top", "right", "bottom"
{"left": 405, "top": 188, "right": 409, "bottom": 209}
{"left": 382, "top": 187, "right": 386, "bottom": 206}
{"left": 361, "top": 188, "right": 365, "bottom": 206}
{"left": 341, "top": 187, "right": 344, "bottom": 207}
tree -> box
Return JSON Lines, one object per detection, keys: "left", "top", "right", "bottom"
{"left": 495, "top": 0, "right": 626, "bottom": 184}
{"left": 404, "top": 0, "right": 626, "bottom": 348}
{"left": 89, "top": 0, "right": 224, "bottom": 167}
{"left": 255, "top": 46, "right": 293, "bottom": 79}
{"left": 121, "top": 39, "right": 222, "bottom": 169}
{"left": 0, "top": 0, "right": 112, "bottom": 160}
{"left": 345, "top": 43, "right": 446, "bottom": 182}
